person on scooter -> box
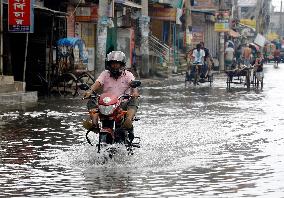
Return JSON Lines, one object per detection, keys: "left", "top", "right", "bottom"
{"left": 83, "top": 51, "right": 139, "bottom": 131}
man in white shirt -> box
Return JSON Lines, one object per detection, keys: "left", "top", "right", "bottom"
{"left": 192, "top": 44, "right": 205, "bottom": 64}
{"left": 190, "top": 44, "right": 205, "bottom": 84}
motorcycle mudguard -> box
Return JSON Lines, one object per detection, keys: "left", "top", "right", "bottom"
{"left": 86, "top": 130, "right": 94, "bottom": 146}
{"left": 100, "top": 128, "right": 114, "bottom": 144}
{"left": 114, "top": 128, "right": 127, "bottom": 143}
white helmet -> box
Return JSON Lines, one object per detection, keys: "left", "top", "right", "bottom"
{"left": 106, "top": 51, "right": 126, "bottom": 78}
{"left": 106, "top": 51, "right": 126, "bottom": 65}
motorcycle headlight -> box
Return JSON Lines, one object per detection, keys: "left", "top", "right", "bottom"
{"left": 99, "top": 105, "right": 116, "bottom": 115}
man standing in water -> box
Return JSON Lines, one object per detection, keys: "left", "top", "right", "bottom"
{"left": 242, "top": 44, "right": 252, "bottom": 66}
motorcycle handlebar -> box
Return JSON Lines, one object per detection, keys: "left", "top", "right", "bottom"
{"left": 81, "top": 92, "right": 98, "bottom": 100}
{"left": 82, "top": 93, "right": 138, "bottom": 100}
{"left": 118, "top": 94, "right": 140, "bottom": 100}
{"left": 192, "top": 62, "right": 203, "bottom": 65}
{"left": 118, "top": 95, "right": 131, "bottom": 100}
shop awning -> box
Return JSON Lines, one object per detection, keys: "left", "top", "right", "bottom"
{"left": 229, "top": 29, "right": 240, "bottom": 38}
{"left": 115, "top": 0, "right": 142, "bottom": 9}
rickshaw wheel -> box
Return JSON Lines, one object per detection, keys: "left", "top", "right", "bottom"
{"left": 77, "top": 71, "right": 95, "bottom": 88}
{"left": 59, "top": 73, "right": 78, "bottom": 97}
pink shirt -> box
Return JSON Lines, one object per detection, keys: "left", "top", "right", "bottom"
{"left": 97, "top": 70, "right": 135, "bottom": 97}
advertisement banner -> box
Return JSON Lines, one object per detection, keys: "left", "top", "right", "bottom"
{"left": 192, "top": 27, "right": 204, "bottom": 46}
{"left": 240, "top": 19, "right": 256, "bottom": 29}
{"left": 266, "top": 32, "right": 279, "bottom": 41}
{"left": 193, "top": 0, "right": 215, "bottom": 9}
{"left": 214, "top": 11, "right": 230, "bottom": 32}
{"left": 8, "top": 0, "right": 34, "bottom": 33}
{"left": 237, "top": 0, "right": 257, "bottom": 7}
{"left": 254, "top": 33, "right": 266, "bottom": 47}
{"left": 75, "top": 6, "right": 99, "bottom": 22}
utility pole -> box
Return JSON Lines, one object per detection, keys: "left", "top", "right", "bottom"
{"left": 255, "top": 0, "right": 263, "bottom": 34}
{"left": 219, "top": 0, "right": 225, "bottom": 71}
{"left": 233, "top": 0, "right": 239, "bottom": 19}
{"left": 0, "top": 1, "right": 3, "bottom": 76}
{"left": 185, "top": 0, "right": 192, "bottom": 52}
{"left": 96, "top": 0, "right": 109, "bottom": 78}
{"left": 140, "top": 0, "right": 150, "bottom": 77}
{"left": 281, "top": 1, "right": 283, "bottom": 36}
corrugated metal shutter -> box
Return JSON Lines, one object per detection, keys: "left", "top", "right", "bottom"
{"left": 205, "top": 21, "right": 219, "bottom": 58}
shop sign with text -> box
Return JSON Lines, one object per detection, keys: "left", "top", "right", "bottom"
{"left": 8, "top": 0, "right": 34, "bottom": 33}
{"left": 214, "top": 11, "right": 230, "bottom": 32}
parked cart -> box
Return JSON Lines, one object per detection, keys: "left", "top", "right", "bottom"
{"left": 225, "top": 65, "right": 252, "bottom": 89}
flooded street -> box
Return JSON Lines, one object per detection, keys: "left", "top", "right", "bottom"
{"left": 1, "top": 64, "right": 284, "bottom": 197}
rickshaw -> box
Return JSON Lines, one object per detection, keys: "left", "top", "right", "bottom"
{"left": 49, "top": 37, "right": 95, "bottom": 96}
{"left": 225, "top": 64, "right": 253, "bottom": 89}
{"left": 184, "top": 49, "right": 214, "bottom": 87}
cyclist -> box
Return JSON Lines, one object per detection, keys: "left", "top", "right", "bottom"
{"left": 191, "top": 44, "right": 205, "bottom": 84}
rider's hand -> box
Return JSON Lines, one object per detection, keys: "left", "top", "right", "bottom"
{"left": 83, "top": 91, "right": 92, "bottom": 99}
{"left": 131, "top": 92, "right": 140, "bottom": 98}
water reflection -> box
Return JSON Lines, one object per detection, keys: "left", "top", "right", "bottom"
{"left": 1, "top": 64, "right": 284, "bottom": 197}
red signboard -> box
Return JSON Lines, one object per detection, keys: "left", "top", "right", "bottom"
{"left": 8, "top": 0, "right": 34, "bottom": 32}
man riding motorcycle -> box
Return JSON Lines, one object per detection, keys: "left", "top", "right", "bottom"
{"left": 83, "top": 51, "right": 139, "bottom": 131}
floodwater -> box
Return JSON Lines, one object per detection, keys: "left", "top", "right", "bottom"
{"left": 1, "top": 64, "right": 284, "bottom": 197}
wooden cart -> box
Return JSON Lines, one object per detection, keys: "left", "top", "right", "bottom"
{"left": 225, "top": 67, "right": 252, "bottom": 89}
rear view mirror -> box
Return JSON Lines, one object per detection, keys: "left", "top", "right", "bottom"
{"left": 130, "top": 80, "right": 141, "bottom": 88}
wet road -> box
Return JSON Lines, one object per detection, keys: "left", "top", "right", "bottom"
{"left": 1, "top": 64, "right": 284, "bottom": 197}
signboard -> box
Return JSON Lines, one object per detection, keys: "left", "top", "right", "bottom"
{"left": 8, "top": 0, "right": 34, "bottom": 33}
{"left": 254, "top": 33, "right": 266, "bottom": 47}
{"left": 214, "top": 11, "right": 230, "bottom": 32}
{"left": 266, "top": 32, "right": 279, "bottom": 41}
{"left": 192, "top": 27, "right": 204, "bottom": 46}
{"left": 75, "top": 6, "right": 99, "bottom": 22}
{"left": 240, "top": 19, "right": 256, "bottom": 29}
{"left": 193, "top": 0, "right": 215, "bottom": 9}
{"left": 237, "top": 0, "right": 257, "bottom": 7}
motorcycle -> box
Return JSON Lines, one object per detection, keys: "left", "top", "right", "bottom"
{"left": 80, "top": 80, "right": 141, "bottom": 157}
